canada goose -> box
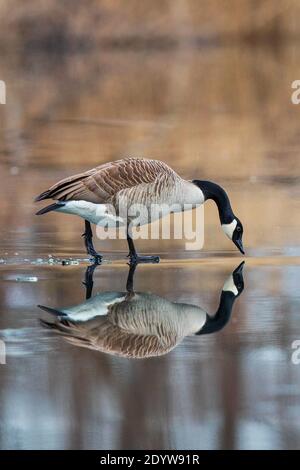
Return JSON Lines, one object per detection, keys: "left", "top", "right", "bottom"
{"left": 39, "top": 261, "right": 245, "bottom": 359}
{"left": 35, "top": 157, "right": 244, "bottom": 264}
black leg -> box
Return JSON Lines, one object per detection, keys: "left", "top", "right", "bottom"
{"left": 125, "top": 262, "right": 138, "bottom": 300}
{"left": 126, "top": 231, "right": 160, "bottom": 264}
{"left": 82, "top": 220, "right": 102, "bottom": 264}
{"left": 126, "top": 262, "right": 138, "bottom": 294}
{"left": 82, "top": 263, "right": 98, "bottom": 299}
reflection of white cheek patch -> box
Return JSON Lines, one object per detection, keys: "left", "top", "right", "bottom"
{"left": 223, "top": 275, "right": 238, "bottom": 296}
{"left": 222, "top": 219, "right": 237, "bottom": 240}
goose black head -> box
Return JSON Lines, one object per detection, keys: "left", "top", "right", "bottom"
{"left": 231, "top": 260, "right": 245, "bottom": 296}
{"left": 192, "top": 180, "right": 245, "bottom": 255}
{"left": 222, "top": 217, "right": 245, "bottom": 255}
{"left": 222, "top": 261, "right": 245, "bottom": 297}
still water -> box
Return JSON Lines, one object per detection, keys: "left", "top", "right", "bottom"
{"left": 0, "top": 43, "right": 300, "bottom": 449}
{"left": 0, "top": 259, "right": 300, "bottom": 449}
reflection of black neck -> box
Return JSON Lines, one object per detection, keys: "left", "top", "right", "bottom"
{"left": 194, "top": 180, "right": 234, "bottom": 225}
{"left": 196, "top": 291, "right": 236, "bottom": 335}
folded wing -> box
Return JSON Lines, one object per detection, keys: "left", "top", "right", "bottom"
{"left": 35, "top": 158, "right": 176, "bottom": 204}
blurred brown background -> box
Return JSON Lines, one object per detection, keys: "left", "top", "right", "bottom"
{"left": 0, "top": 0, "right": 300, "bottom": 256}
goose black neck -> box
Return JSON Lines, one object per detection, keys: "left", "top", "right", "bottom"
{"left": 196, "top": 291, "right": 236, "bottom": 335}
{"left": 194, "top": 180, "right": 234, "bottom": 225}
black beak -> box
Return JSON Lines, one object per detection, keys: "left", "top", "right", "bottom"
{"left": 232, "top": 261, "right": 245, "bottom": 296}
{"left": 234, "top": 238, "right": 245, "bottom": 255}
{"left": 233, "top": 261, "right": 245, "bottom": 275}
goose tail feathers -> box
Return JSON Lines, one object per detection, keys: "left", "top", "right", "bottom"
{"left": 35, "top": 202, "right": 66, "bottom": 215}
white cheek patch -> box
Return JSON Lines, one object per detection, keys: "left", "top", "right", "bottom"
{"left": 222, "top": 219, "right": 237, "bottom": 240}
{"left": 222, "top": 275, "right": 238, "bottom": 296}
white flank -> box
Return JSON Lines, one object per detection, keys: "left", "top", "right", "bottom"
{"left": 60, "top": 292, "right": 126, "bottom": 322}
{"left": 56, "top": 201, "right": 125, "bottom": 227}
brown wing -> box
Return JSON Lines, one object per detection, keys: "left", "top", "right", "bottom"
{"left": 35, "top": 158, "right": 176, "bottom": 204}
{"left": 41, "top": 317, "right": 180, "bottom": 359}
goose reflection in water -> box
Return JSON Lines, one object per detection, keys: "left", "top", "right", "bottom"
{"left": 39, "top": 262, "right": 245, "bottom": 359}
